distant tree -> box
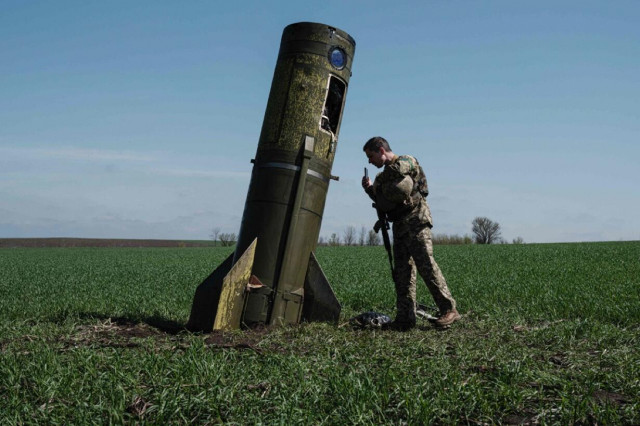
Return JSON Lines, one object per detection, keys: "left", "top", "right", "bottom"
{"left": 210, "top": 227, "right": 221, "bottom": 246}
{"left": 471, "top": 217, "right": 502, "bottom": 244}
{"left": 343, "top": 226, "right": 356, "bottom": 246}
{"left": 328, "top": 233, "right": 341, "bottom": 246}
{"left": 432, "top": 233, "right": 474, "bottom": 245}
{"left": 317, "top": 235, "right": 326, "bottom": 246}
{"left": 219, "top": 232, "right": 237, "bottom": 247}
{"left": 367, "top": 229, "right": 381, "bottom": 246}
{"left": 512, "top": 236, "right": 525, "bottom": 244}
{"left": 358, "top": 226, "right": 367, "bottom": 246}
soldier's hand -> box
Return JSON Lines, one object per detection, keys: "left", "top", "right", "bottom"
{"left": 362, "top": 176, "right": 372, "bottom": 190}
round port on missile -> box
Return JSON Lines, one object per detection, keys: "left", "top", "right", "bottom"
{"left": 328, "top": 47, "right": 346, "bottom": 69}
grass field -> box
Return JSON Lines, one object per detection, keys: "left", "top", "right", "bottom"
{"left": 1, "top": 241, "right": 639, "bottom": 424}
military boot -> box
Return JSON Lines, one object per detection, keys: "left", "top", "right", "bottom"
{"left": 434, "top": 309, "right": 461, "bottom": 328}
{"left": 382, "top": 320, "right": 415, "bottom": 332}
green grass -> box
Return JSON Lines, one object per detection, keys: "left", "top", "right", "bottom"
{"left": 1, "top": 242, "right": 639, "bottom": 424}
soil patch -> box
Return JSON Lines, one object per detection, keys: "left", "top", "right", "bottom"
{"left": 50, "top": 318, "right": 282, "bottom": 353}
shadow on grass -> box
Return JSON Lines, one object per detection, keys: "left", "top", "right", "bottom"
{"left": 75, "top": 312, "right": 186, "bottom": 335}
{"left": 67, "top": 312, "right": 276, "bottom": 353}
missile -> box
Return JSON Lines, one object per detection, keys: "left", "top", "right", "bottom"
{"left": 187, "top": 22, "right": 356, "bottom": 331}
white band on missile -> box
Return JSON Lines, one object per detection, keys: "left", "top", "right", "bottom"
{"left": 259, "top": 162, "right": 330, "bottom": 184}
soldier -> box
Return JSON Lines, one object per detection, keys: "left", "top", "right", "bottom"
{"left": 362, "top": 136, "right": 460, "bottom": 330}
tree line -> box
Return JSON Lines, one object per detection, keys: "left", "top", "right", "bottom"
{"left": 209, "top": 227, "right": 237, "bottom": 247}
{"left": 210, "top": 217, "right": 523, "bottom": 247}
{"left": 318, "top": 217, "right": 524, "bottom": 246}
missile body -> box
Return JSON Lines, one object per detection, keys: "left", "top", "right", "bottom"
{"left": 187, "top": 22, "right": 355, "bottom": 331}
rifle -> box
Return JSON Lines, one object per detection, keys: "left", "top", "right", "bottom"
{"left": 365, "top": 168, "right": 394, "bottom": 277}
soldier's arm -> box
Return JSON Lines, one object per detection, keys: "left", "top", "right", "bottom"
{"left": 391, "top": 156, "right": 418, "bottom": 176}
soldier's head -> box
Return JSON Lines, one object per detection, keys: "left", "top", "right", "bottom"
{"left": 363, "top": 136, "right": 391, "bottom": 153}
{"left": 363, "top": 136, "right": 394, "bottom": 168}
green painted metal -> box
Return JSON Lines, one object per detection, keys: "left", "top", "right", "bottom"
{"left": 188, "top": 22, "right": 355, "bottom": 330}
{"left": 236, "top": 22, "right": 355, "bottom": 327}
{"left": 302, "top": 251, "right": 341, "bottom": 324}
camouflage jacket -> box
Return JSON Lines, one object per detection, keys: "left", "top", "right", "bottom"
{"left": 366, "top": 155, "right": 433, "bottom": 237}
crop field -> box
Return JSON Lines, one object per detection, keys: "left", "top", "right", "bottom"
{"left": 1, "top": 241, "right": 639, "bottom": 424}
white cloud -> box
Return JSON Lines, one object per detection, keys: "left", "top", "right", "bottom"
{"left": 0, "top": 146, "right": 156, "bottom": 162}
{"left": 150, "top": 168, "right": 250, "bottom": 179}
{"left": 1, "top": 145, "right": 638, "bottom": 243}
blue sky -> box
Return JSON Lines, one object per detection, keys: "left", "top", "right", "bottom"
{"left": 1, "top": 1, "right": 638, "bottom": 243}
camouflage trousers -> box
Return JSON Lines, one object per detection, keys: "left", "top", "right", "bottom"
{"left": 392, "top": 226, "right": 456, "bottom": 326}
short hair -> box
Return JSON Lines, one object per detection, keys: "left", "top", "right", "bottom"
{"left": 363, "top": 136, "right": 391, "bottom": 152}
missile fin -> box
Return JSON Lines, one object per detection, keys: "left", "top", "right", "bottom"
{"left": 301, "top": 251, "right": 341, "bottom": 324}
{"left": 186, "top": 252, "right": 234, "bottom": 332}
{"left": 213, "top": 238, "right": 257, "bottom": 331}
